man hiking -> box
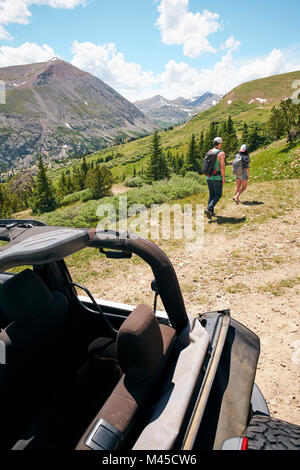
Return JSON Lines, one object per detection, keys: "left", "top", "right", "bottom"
{"left": 204, "top": 137, "right": 226, "bottom": 219}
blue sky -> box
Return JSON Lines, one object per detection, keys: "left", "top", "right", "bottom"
{"left": 0, "top": 0, "right": 299, "bottom": 101}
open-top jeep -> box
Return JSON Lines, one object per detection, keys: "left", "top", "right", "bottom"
{"left": 0, "top": 219, "right": 299, "bottom": 451}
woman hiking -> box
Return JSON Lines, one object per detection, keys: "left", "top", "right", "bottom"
{"left": 233, "top": 144, "right": 250, "bottom": 204}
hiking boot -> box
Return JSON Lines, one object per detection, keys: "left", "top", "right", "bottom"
{"left": 205, "top": 209, "right": 212, "bottom": 220}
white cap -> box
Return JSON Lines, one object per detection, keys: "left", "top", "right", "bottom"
{"left": 214, "top": 137, "right": 223, "bottom": 144}
{"left": 240, "top": 144, "right": 248, "bottom": 152}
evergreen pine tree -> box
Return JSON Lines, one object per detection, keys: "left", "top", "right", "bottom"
{"left": 81, "top": 156, "right": 89, "bottom": 175}
{"left": 31, "top": 155, "right": 57, "bottom": 214}
{"left": 203, "top": 121, "right": 219, "bottom": 154}
{"left": 72, "top": 167, "right": 83, "bottom": 191}
{"left": 226, "top": 115, "right": 234, "bottom": 135}
{"left": 57, "top": 171, "right": 67, "bottom": 196}
{"left": 184, "top": 133, "right": 200, "bottom": 172}
{"left": 198, "top": 130, "right": 204, "bottom": 155}
{"left": 197, "top": 131, "right": 205, "bottom": 173}
{"left": 158, "top": 151, "right": 170, "bottom": 179}
{"left": 146, "top": 131, "right": 167, "bottom": 181}
{"left": 220, "top": 119, "right": 227, "bottom": 135}
{"left": 178, "top": 155, "right": 184, "bottom": 174}
{"left": 203, "top": 127, "right": 212, "bottom": 154}
{"left": 0, "top": 184, "right": 11, "bottom": 218}
{"left": 248, "top": 124, "right": 262, "bottom": 152}
{"left": 268, "top": 106, "right": 285, "bottom": 139}
{"left": 66, "top": 173, "right": 73, "bottom": 194}
{"left": 85, "top": 165, "right": 114, "bottom": 199}
{"left": 279, "top": 99, "right": 295, "bottom": 135}
{"left": 241, "top": 122, "right": 249, "bottom": 144}
{"left": 171, "top": 155, "right": 176, "bottom": 173}
{"left": 223, "top": 116, "right": 238, "bottom": 156}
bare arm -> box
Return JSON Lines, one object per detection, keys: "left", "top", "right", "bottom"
{"left": 218, "top": 151, "right": 226, "bottom": 184}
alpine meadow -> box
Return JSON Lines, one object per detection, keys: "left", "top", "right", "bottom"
{"left": 0, "top": 0, "right": 300, "bottom": 451}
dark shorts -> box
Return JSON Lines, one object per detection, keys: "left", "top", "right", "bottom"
{"left": 236, "top": 169, "right": 248, "bottom": 181}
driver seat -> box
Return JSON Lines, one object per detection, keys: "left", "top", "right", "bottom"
{"left": 76, "top": 303, "right": 176, "bottom": 450}
{"left": 0, "top": 269, "right": 68, "bottom": 448}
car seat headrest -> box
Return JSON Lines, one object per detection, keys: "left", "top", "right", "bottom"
{"left": 117, "top": 304, "right": 164, "bottom": 381}
{"left": 0, "top": 269, "right": 53, "bottom": 325}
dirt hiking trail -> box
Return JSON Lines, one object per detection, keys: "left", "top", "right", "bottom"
{"left": 69, "top": 179, "right": 300, "bottom": 425}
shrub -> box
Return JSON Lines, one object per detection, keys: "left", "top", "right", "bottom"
{"left": 184, "top": 171, "right": 203, "bottom": 182}
{"left": 124, "top": 176, "right": 144, "bottom": 187}
{"left": 40, "top": 175, "right": 206, "bottom": 228}
{"left": 61, "top": 188, "right": 94, "bottom": 206}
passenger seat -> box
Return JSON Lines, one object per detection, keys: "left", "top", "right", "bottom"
{"left": 76, "top": 304, "right": 176, "bottom": 450}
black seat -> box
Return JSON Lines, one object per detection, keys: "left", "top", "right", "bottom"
{"left": 0, "top": 269, "right": 68, "bottom": 448}
{"left": 10, "top": 304, "right": 175, "bottom": 451}
{"left": 76, "top": 304, "right": 176, "bottom": 450}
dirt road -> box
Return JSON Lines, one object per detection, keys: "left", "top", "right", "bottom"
{"left": 69, "top": 180, "right": 300, "bottom": 425}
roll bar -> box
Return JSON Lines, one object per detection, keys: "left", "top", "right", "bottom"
{"left": 0, "top": 221, "right": 189, "bottom": 335}
{"left": 89, "top": 229, "right": 189, "bottom": 335}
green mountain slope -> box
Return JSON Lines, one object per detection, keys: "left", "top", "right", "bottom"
{"left": 14, "top": 69, "right": 300, "bottom": 186}
{"left": 38, "top": 138, "right": 299, "bottom": 230}
{"left": 167, "top": 70, "right": 300, "bottom": 145}
{"left": 225, "top": 70, "right": 300, "bottom": 104}
{"left": 61, "top": 69, "right": 300, "bottom": 179}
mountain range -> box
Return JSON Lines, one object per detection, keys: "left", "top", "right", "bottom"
{"left": 73, "top": 69, "right": 300, "bottom": 184}
{"left": 0, "top": 58, "right": 156, "bottom": 171}
{"left": 1, "top": 60, "right": 299, "bottom": 176}
{"left": 133, "top": 92, "right": 222, "bottom": 126}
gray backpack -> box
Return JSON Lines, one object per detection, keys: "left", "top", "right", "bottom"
{"left": 232, "top": 154, "right": 243, "bottom": 176}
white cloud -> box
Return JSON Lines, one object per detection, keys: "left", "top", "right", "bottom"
{"left": 0, "top": 38, "right": 299, "bottom": 104}
{"left": 156, "top": 48, "right": 300, "bottom": 99}
{"left": 237, "top": 48, "right": 289, "bottom": 81}
{"left": 155, "top": 0, "right": 221, "bottom": 58}
{"left": 0, "top": 0, "right": 85, "bottom": 40}
{"left": 34, "top": 0, "right": 85, "bottom": 6}
{"left": 0, "top": 42, "right": 56, "bottom": 67}
{"left": 71, "top": 40, "right": 159, "bottom": 101}
{"left": 0, "top": 25, "right": 13, "bottom": 40}
{"left": 69, "top": 39, "right": 300, "bottom": 101}
{"left": 221, "top": 35, "right": 241, "bottom": 52}
{"left": 68, "top": 40, "right": 300, "bottom": 101}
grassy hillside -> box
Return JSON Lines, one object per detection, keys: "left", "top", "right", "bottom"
{"left": 224, "top": 70, "right": 300, "bottom": 104}
{"left": 250, "top": 140, "right": 300, "bottom": 181}
{"left": 36, "top": 138, "right": 300, "bottom": 229}
{"left": 163, "top": 70, "right": 300, "bottom": 147}
{"left": 46, "top": 69, "right": 300, "bottom": 184}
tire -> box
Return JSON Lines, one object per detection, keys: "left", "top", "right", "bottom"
{"left": 245, "top": 415, "right": 300, "bottom": 450}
